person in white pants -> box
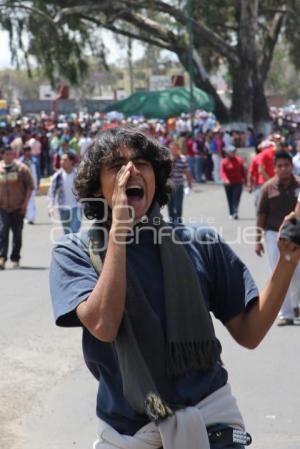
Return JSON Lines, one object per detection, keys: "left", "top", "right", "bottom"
{"left": 264, "top": 230, "right": 300, "bottom": 320}
{"left": 20, "top": 145, "right": 40, "bottom": 224}
{"left": 212, "top": 153, "right": 222, "bottom": 184}
{"left": 256, "top": 150, "right": 300, "bottom": 325}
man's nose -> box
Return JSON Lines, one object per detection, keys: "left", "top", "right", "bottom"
{"left": 130, "top": 162, "right": 140, "bottom": 175}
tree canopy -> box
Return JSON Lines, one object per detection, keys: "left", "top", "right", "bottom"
{"left": 0, "top": 0, "right": 299, "bottom": 127}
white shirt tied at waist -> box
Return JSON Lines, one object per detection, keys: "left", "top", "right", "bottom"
{"left": 93, "top": 383, "right": 245, "bottom": 449}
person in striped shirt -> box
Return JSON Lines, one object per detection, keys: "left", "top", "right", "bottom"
{"left": 168, "top": 141, "right": 192, "bottom": 224}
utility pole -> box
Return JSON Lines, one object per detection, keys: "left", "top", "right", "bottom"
{"left": 187, "top": 0, "right": 194, "bottom": 135}
{"left": 128, "top": 37, "right": 134, "bottom": 95}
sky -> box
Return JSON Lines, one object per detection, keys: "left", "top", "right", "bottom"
{"left": 0, "top": 31, "right": 12, "bottom": 68}
{"left": 0, "top": 29, "right": 146, "bottom": 70}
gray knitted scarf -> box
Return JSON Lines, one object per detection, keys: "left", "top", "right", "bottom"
{"left": 88, "top": 205, "right": 222, "bottom": 423}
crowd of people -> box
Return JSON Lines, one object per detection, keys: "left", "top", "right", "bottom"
{"left": 0, "top": 110, "right": 261, "bottom": 179}
{"left": 1, "top": 111, "right": 300, "bottom": 326}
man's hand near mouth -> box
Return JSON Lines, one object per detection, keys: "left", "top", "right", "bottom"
{"left": 111, "top": 162, "right": 136, "bottom": 238}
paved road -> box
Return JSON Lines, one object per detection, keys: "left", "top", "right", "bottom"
{"left": 1, "top": 184, "right": 299, "bottom": 449}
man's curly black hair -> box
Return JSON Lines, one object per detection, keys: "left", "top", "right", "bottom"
{"left": 75, "top": 126, "right": 172, "bottom": 220}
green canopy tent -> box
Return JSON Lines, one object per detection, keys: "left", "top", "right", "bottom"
{"left": 105, "top": 86, "right": 214, "bottom": 119}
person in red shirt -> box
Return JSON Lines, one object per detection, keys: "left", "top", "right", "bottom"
{"left": 186, "top": 133, "right": 197, "bottom": 180}
{"left": 221, "top": 145, "right": 245, "bottom": 219}
{"left": 258, "top": 140, "right": 276, "bottom": 183}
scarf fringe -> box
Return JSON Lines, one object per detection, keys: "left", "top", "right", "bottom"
{"left": 166, "top": 340, "right": 222, "bottom": 377}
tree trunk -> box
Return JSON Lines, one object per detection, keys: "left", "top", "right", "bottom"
{"left": 230, "top": 64, "right": 254, "bottom": 124}
{"left": 252, "top": 72, "right": 272, "bottom": 132}
{"left": 229, "top": 0, "right": 272, "bottom": 131}
{"left": 230, "top": 66, "right": 271, "bottom": 132}
{"left": 230, "top": 1, "right": 258, "bottom": 124}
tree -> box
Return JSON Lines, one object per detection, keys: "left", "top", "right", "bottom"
{"left": 0, "top": 0, "right": 299, "bottom": 129}
{"left": 266, "top": 39, "right": 300, "bottom": 100}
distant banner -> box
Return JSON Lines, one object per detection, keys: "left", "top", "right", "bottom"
{"left": 20, "top": 99, "right": 114, "bottom": 114}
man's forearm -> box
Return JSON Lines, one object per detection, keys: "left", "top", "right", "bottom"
{"left": 246, "top": 172, "right": 252, "bottom": 190}
{"left": 228, "top": 255, "right": 297, "bottom": 349}
{"left": 240, "top": 256, "right": 297, "bottom": 348}
{"left": 256, "top": 214, "right": 266, "bottom": 242}
{"left": 259, "top": 166, "right": 269, "bottom": 181}
{"left": 256, "top": 227, "right": 263, "bottom": 243}
{"left": 76, "top": 228, "right": 127, "bottom": 342}
{"left": 186, "top": 169, "right": 193, "bottom": 187}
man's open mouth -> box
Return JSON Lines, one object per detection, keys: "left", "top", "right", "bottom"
{"left": 125, "top": 186, "right": 144, "bottom": 199}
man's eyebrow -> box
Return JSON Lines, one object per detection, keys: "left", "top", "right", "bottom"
{"left": 131, "top": 156, "right": 148, "bottom": 161}
{"left": 107, "top": 155, "right": 147, "bottom": 165}
{"left": 106, "top": 156, "right": 126, "bottom": 165}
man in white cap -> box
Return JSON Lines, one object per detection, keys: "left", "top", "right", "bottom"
{"left": 257, "top": 139, "right": 276, "bottom": 183}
